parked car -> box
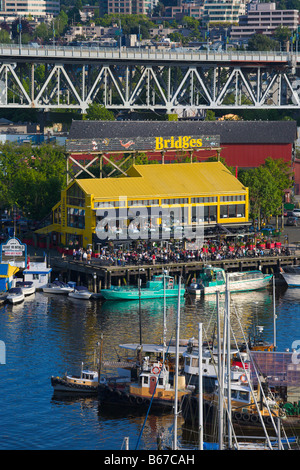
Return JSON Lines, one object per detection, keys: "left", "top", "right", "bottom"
{"left": 287, "top": 216, "right": 298, "bottom": 226}
{"left": 292, "top": 208, "right": 300, "bottom": 217}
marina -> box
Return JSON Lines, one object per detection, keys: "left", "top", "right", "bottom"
{"left": 0, "top": 278, "right": 299, "bottom": 450}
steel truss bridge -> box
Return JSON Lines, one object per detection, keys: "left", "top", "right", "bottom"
{"left": 1, "top": 44, "right": 300, "bottom": 113}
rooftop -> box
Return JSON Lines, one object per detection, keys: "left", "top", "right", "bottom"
{"left": 67, "top": 120, "right": 297, "bottom": 146}
{"left": 75, "top": 161, "right": 247, "bottom": 199}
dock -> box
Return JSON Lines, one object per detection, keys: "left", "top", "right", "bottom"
{"left": 48, "top": 254, "right": 300, "bottom": 293}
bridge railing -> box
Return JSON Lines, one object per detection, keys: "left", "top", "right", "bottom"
{"left": 0, "top": 43, "right": 294, "bottom": 63}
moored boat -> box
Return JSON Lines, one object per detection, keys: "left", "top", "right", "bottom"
{"left": 99, "top": 357, "right": 190, "bottom": 410}
{"left": 43, "top": 280, "right": 74, "bottom": 294}
{"left": 187, "top": 266, "right": 272, "bottom": 295}
{"left": 101, "top": 274, "right": 185, "bottom": 300}
{"left": 68, "top": 285, "right": 93, "bottom": 300}
{"left": 15, "top": 281, "right": 36, "bottom": 296}
{"left": 6, "top": 287, "right": 25, "bottom": 304}
{"left": 280, "top": 265, "right": 300, "bottom": 287}
{"left": 51, "top": 366, "right": 99, "bottom": 393}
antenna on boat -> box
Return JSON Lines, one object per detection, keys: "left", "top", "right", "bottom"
{"left": 273, "top": 275, "right": 277, "bottom": 351}
{"left": 173, "top": 276, "right": 181, "bottom": 451}
{"left": 198, "top": 322, "right": 203, "bottom": 450}
{"left": 163, "top": 271, "right": 166, "bottom": 364}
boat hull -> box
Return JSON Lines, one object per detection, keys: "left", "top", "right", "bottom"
{"left": 68, "top": 292, "right": 92, "bottom": 300}
{"left": 51, "top": 376, "right": 98, "bottom": 394}
{"left": 101, "top": 287, "right": 185, "bottom": 300}
{"left": 6, "top": 294, "right": 24, "bottom": 304}
{"left": 280, "top": 273, "right": 300, "bottom": 287}
{"left": 188, "top": 276, "right": 272, "bottom": 295}
{"left": 22, "top": 287, "right": 36, "bottom": 296}
{"left": 99, "top": 383, "right": 186, "bottom": 410}
{"left": 43, "top": 287, "right": 73, "bottom": 294}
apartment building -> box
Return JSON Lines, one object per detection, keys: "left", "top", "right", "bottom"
{"left": 1, "top": 0, "right": 60, "bottom": 18}
{"left": 230, "top": 2, "right": 299, "bottom": 39}
{"left": 203, "top": 0, "right": 247, "bottom": 24}
{"left": 164, "top": 2, "right": 203, "bottom": 20}
{"left": 104, "top": 0, "right": 159, "bottom": 16}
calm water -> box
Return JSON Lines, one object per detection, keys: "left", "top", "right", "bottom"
{"left": 0, "top": 282, "right": 299, "bottom": 450}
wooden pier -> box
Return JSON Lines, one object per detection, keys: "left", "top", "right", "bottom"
{"left": 49, "top": 254, "right": 300, "bottom": 293}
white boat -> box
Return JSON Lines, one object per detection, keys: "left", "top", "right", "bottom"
{"left": 280, "top": 265, "right": 300, "bottom": 287}
{"left": 6, "top": 287, "right": 25, "bottom": 304}
{"left": 187, "top": 266, "right": 272, "bottom": 295}
{"left": 68, "top": 285, "right": 93, "bottom": 300}
{"left": 43, "top": 280, "right": 74, "bottom": 294}
{"left": 15, "top": 281, "right": 36, "bottom": 296}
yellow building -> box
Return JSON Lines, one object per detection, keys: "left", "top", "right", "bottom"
{"left": 36, "top": 161, "right": 249, "bottom": 249}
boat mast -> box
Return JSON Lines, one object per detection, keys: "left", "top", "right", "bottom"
{"left": 216, "top": 291, "right": 223, "bottom": 450}
{"left": 198, "top": 322, "right": 203, "bottom": 450}
{"left": 163, "top": 271, "right": 166, "bottom": 364}
{"left": 226, "top": 274, "right": 233, "bottom": 449}
{"left": 173, "top": 276, "right": 181, "bottom": 451}
{"left": 273, "top": 275, "right": 277, "bottom": 350}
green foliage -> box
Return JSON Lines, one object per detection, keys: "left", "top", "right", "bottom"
{"left": 167, "top": 113, "right": 178, "bottom": 121}
{"left": 238, "top": 157, "right": 293, "bottom": 226}
{"left": 0, "top": 29, "right": 11, "bottom": 44}
{"left": 0, "top": 142, "right": 66, "bottom": 220}
{"left": 247, "top": 33, "right": 278, "bottom": 51}
{"left": 83, "top": 103, "right": 115, "bottom": 121}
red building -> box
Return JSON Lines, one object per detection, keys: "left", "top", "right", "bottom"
{"left": 67, "top": 120, "right": 298, "bottom": 192}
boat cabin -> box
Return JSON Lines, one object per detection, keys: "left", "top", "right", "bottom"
{"left": 146, "top": 275, "right": 175, "bottom": 290}
{"left": 198, "top": 266, "right": 225, "bottom": 287}
{"left": 67, "top": 369, "right": 98, "bottom": 386}
{"left": 138, "top": 359, "right": 171, "bottom": 392}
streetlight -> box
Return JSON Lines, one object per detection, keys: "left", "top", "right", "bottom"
{"left": 17, "top": 16, "right": 22, "bottom": 54}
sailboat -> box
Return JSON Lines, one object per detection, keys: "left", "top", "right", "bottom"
{"left": 182, "top": 278, "right": 292, "bottom": 450}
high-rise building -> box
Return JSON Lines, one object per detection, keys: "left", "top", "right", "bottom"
{"left": 104, "top": 0, "right": 159, "bottom": 16}
{"left": 203, "top": 0, "right": 247, "bottom": 24}
{"left": 1, "top": 0, "right": 60, "bottom": 18}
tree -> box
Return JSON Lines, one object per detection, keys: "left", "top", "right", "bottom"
{"left": 0, "top": 29, "right": 11, "bottom": 44}
{"left": 83, "top": 104, "right": 115, "bottom": 121}
{"left": 247, "top": 33, "right": 278, "bottom": 51}
{"left": 0, "top": 142, "right": 66, "bottom": 220}
{"left": 272, "top": 26, "right": 292, "bottom": 50}
{"left": 238, "top": 157, "right": 293, "bottom": 228}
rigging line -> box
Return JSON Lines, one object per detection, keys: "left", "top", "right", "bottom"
{"left": 230, "top": 303, "right": 279, "bottom": 449}
{"left": 135, "top": 335, "right": 174, "bottom": 451}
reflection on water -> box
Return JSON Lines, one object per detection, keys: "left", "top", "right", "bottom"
{"left": 0, "top": 284, "right": 299, "bottom": 450}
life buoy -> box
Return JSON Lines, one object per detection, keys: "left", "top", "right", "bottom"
{"left": 191, "top": 278, "right": 196, "bottom": 284}
{"left": 240, "top": 374, "right": 248, "bottom": 383}
{"left": 152, "top": 363, "right": 162, "bottom": 374}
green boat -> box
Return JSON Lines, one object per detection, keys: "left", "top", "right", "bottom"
{"left": 100, "top": 274, "right": 185, "bottom": 300}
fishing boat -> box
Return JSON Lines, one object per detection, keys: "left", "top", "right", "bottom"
{"left": 99, "top": 354, "right": 190, "bottom": 410}
{"left": 99, "top": 277, "right": 191, "bottom": 410}
{"left": 100, "top": 274, "right": 185, "bottom": 300}
{"left": 280, "top": 265, "right": 300, "bottom": 287}
{"left": 43, "top": 280, "right": 74, "bottom": 294}
{"left": 6, "top": 287, "right": 24, "bottom": 304}
{"left": 187, "top": 266, "right": 272, "bottom": 295}
{"left": 15, "top": 281, "right": 36, "bottom": 296}
{"left": 51, "top": 364, "right": 99, "bottom": 394}
{"left": 68, "top": 285, "right": 93, "bottom": 300}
